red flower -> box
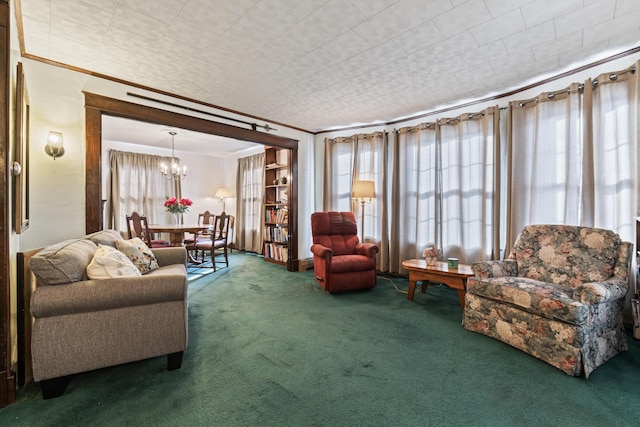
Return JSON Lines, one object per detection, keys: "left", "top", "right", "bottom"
{"left": 164, "top": 197, "right": 192, "bottom": 213}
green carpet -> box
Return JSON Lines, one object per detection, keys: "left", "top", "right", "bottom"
{"left": 2, "top": 252, "right": 639, "bottom": 426}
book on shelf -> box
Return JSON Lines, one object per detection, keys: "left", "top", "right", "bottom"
{"left": 276, "top": 209, "right": 288, "bottom": 223}
{"left": 264, "top": 243, "right": 289, "bottom": 262}
{"left": 265, "top": 208, "right": 288, "bottom": 223}
{"left": 263, "top": 226, "right": 288, "bottom": 243}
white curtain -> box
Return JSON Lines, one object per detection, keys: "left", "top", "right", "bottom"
{"left": 323, "top": 137, "right": 355, "bottom": 212}
{"left": 507, "top": 62, "right": 640, "bottom": 249}
{"left": 506, "top": 83, "right": 584, "bottom": 250}
{"left": 107, "top": 150, "right": 178, "bottom": 234}
{"left": 590, "top": 62, "right": 639, "bottom": 244}
{"left": 353, "top": 132, "right": 388, "bottom": 265}
{"left": 390, "top": 123, "right": 438, "bottom": 273}
{"left": 390, "top": 108, "right": 499, "bottom": 273}
{"left": 235, "top": 152, "right": 265, "bottom": 253}
{"left": 438, "top": 109, "right": 500, "bottom": 262}
{"left": 323, "top": 132, "right": 389, "bottom": 267}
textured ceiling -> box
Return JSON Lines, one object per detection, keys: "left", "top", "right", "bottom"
{"left": 18, "top": 0, "right": 640, "bottom": 133}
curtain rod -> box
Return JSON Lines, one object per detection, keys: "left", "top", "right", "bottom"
{"left": 126, "top": 92, "right": 278, "bottom": 132}
{"left": 518, "top": 65, "right": 638, "bottom": 107}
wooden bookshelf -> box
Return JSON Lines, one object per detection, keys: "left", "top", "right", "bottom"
{"left": 264, "top": 147, "right": 290, "bottom": 266}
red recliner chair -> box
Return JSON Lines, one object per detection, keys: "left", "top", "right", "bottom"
{"left": 310, "top": 211, "right": 379, "bottom": 293}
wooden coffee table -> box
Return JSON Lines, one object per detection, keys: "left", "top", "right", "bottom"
{"left": 402, "top": 259, "right": 473, "bottom": 308}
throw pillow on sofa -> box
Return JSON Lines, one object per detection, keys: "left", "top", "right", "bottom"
{"left": 87, "top": 244, "right": 142, "bottom": 280}
{"left": 115, "top": 237, "right": 159, "bottom": 274}
{"left": 84, "top": 229, "right": 124, "bottom": 248}
{"left": 29, "top": 239, "right": 98, "bottom": 285}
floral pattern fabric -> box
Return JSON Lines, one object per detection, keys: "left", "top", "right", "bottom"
{"left": 512, "top": 225, "right": 622, "bottom": 286}
{"left": 463, "top": 224, "right": 632, "bottom": 378}
{"left": 115, "top": 237, "right": 160, "bottom": 274}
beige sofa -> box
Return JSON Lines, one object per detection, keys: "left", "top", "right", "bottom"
{"left": 28, "top": 230, "right": 188, "bottom": 399}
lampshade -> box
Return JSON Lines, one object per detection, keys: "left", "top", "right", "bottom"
{"left": 215, "top": 187, "right": 230, "bottom": 200}
{"left": 352, "top": 180, "right": 375, "bottom": 199}
{"left": 45, "top": 131, "right": 65, "bottom": 159}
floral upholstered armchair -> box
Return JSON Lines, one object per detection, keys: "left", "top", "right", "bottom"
{"left": 463, "top": 224, "right": 632, "bottom": 378}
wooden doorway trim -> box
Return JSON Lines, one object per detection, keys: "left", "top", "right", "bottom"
{"left": 83, "top": 92, "right": 299, "bottom": 271}
{"left": 0, "top": 0, "right": 14, "bottom": 408}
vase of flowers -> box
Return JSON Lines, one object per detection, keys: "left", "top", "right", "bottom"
{"left": 164, "top": 197, "right": 193, "bottom": 224}
{"left": 422, "top": 246, "right": 439, "bottom": 266}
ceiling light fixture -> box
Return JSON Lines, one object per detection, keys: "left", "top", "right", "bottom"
{"left": 160, "top": 131, "right": 187, "bottom": 181}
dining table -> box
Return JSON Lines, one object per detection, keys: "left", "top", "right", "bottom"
{"left": 147, "top": 223, "right": 212, "bottom": 246}
{"left": 147, "top": 223, "right": 213, "bottom": 264}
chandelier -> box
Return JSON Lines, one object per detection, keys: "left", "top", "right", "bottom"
{"left": 160, "top": 131, "right": 187, "bottom": 181}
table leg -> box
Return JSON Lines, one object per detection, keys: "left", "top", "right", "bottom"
{"left": 169, "top": 232, "right": 184, "bottom": 246}
{"left": 167, "top": 231, "right": 202, "bottom": 265}
{"left": 420, "top": 282, "right": 428, "bottom": 294}
{"left": 407, "top": 277, "right": 417, "bottom": 301}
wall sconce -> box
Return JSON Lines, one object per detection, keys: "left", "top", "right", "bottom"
{"left": 45, "top": 131, "right": 65, "bottom": 159}
{"left": 352, "top": 180, "right": 375, "bottom": 242}
{"left": 214, "top": 187, "right": 230, "bottom": 212}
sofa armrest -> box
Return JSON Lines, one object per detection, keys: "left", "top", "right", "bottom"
{"left": 152, "top": 247, "right": 187, "bottom": 267}
{"left": 573, "top": 278, "right": 629, "bottom": 304}
{"left": 310, "top": 244, "right": 333, "bottom": 260}
{"left": 355, "top": 243, "right": 378, "bottom": 259}
{"left": 471, "top": 259, "right": 518, "bottom": 278}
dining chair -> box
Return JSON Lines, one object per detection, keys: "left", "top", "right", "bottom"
{"left": 194, "top": 212, "right": 231, "bottom": 271}
{"left": 184, "top": 210, "right": 215, "bottom": 262}
{"left": 226, "top": 215, "right": 235, "bottom": 253}
{"left": 126, "top": 211, "right": 170, "bottom": 248}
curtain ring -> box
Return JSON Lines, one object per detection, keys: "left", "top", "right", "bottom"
{"left": 609, "top": 73, "right": 618, "bottom": 81}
